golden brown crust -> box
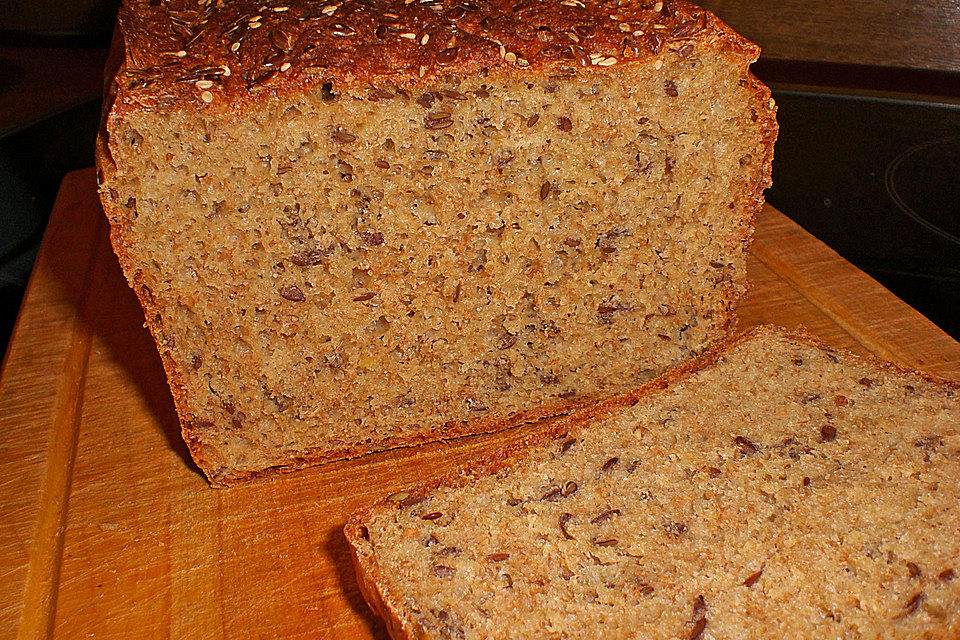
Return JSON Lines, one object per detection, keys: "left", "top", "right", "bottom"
{"left": 348, "top": 528, "right": 425, "bottom": 640}
{"left": 112, "top": 0, "right": 759, "bottom": 114}
{"left": 343, "top": 324, "right": 960, "bottom": 638}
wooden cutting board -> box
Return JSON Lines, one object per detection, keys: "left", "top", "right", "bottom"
{"left": 2, "top": 169, "right": 959, "bottom": 640}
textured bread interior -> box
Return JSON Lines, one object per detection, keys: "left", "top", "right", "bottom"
{"left": 105, "top": 51, "right": 771, "bottom": 482}
{"left": 350, "top": 329, "right": 960, "bottom": 639}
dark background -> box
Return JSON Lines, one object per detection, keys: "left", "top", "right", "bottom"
{"left": 1, "top": 0, "right": 958, "bottom": 360}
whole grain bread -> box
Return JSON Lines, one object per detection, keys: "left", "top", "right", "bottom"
{"left": 345, "top": 326, "right": 960, "bottom": 640}
{"left": 96, "top": 0, "right": 776, "bottom": 485}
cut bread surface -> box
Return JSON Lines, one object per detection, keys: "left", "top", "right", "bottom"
{"left": 346, "top": 327, "right": 960, "bottom": 640}
{"left": 98, "top": 0, "right": 776, "bottom": 483}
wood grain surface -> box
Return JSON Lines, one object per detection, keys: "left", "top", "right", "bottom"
{"left": 699, "top": 0, "right": 960, "bottom": 73}
{"left": 2, "top": 169, "right": 959, "bottom": 639}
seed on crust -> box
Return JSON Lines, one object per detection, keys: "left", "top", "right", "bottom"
{"left": 437, "top": 47, "right": 459, "bottom": 63}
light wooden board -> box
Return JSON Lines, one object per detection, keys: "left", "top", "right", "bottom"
{"left": 2, "top": 169, "right": 959, "bottom": 639}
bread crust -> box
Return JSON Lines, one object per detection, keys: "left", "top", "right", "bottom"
{"left": 97, "top": 0, "right": 778, "bottom": 485}
{"left": 107, "top": 0, "right": 760, "bottom": 113}
{"left": 343, "top": 324, "right": 960, "bottom": 640}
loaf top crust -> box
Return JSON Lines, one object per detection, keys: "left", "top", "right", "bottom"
{"left": 114, "top": 0, "right": 758, "bottom": 112}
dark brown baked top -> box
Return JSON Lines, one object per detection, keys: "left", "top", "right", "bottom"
{"left": 116, "top": 0, "right": 756, "bottom": 111}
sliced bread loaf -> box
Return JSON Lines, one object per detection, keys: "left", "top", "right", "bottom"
{"left": 97, "top": 0, "right": 776, "bottom": 484}
{"left": 345, "top": 326, "right": 960, "bottom": 639}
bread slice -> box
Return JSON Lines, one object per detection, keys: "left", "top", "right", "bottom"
{"left": 345, "top": 326, "right": 960, "bottom": 639}
{"left": 96, "top": 0, "right": 776, "bottom": 484}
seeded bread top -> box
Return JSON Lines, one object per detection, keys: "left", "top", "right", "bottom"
{"left": 114, "top": 0, "right": 758, "bottom": 112}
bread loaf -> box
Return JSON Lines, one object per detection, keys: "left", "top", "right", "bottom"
{"left": 96, "top": 0, "right": 776, "bottom": 484}
{"left": 345, "top": 326, "right": 960, "bottom": 640}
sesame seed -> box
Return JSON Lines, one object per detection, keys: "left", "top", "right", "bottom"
{"left": 230, "top": 42, "right": 240, "bottom": 52}
{"left": 596, "top": 56, "right": 617, "bottom": 66}
{"left": 499, "top": 44, "right": 506, "bottom": 58}
{"left": 419, "top": 65, "right": 427, "bottom": 77}
{"left": 280, "top": 62, "right": 291, "bottom": 72}
{"left": 619, "top": 22, "right": 632, "bottom": 32}
{"left": 654, "top": 59, "right": 663, "bottom": 70}
{"left": 201, "top": 91, "right": 214, "bottom": 103}
{"left": 176, "top": 50, "right": 187, "bottom": 57}
{"left": 504, "top": 51, "right": 517, "bottom": 63}
{"left": 196, "top": 79, "right": 214, "bottom": 89}
{"left": 654, "top": 1, "right": 663, "bottom": 11}
{"left": 272, "top": 5, "right": 288, "bottom": 10}
{"left": 322, "top": 4, "right": 338, "bottom": 15}
{"left": 221, "top": 65, "right": 231, "bottom": 76}
{"left": 401, "top": 32, "right": 416, "bottom": 39}
{"left": 420, "top": 33, "right": 430, "bottom": 45}
{"left": 633, "top": 29, "right": 644, "bottom": 37}
{"left": 589, "top": 53, "right": 603, "bottom": 61}
{"left": 249, "top": 21, "right": 262, "bottom": 28}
